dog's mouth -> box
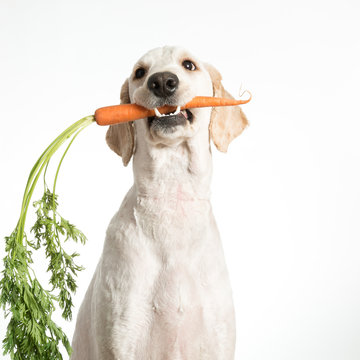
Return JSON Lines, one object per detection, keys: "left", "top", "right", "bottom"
{"left": 148, "top": 107, "right": 194, "bottom": 130}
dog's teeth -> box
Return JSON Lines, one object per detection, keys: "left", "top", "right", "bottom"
{"left": 154, "top": 108, "right": 162, "bottom": 117}
{"left": 154, "top": 107, "right": 181, "bottom": 118}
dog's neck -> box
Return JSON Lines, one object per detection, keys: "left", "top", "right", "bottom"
{"left": 132, "top": 122, "right": 213, "bottom": 201}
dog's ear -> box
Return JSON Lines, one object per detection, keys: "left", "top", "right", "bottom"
{"left": 205, "top": 63, "right": 248, "bottom": 152}
{"left": 106, "top": 78, "right": 135, "bottom": 166}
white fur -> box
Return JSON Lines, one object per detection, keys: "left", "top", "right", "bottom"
{"left": 71, "top": 46, "right": 236, "bottom": 360}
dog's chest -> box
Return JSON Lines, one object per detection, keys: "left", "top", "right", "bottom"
{"left": 107, "top": 189, "right": 222, "bottom": 290}
{"left": 100, "top": 190, "right": 232, "bottom": 358}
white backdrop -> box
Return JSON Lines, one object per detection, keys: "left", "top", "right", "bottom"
{"left": 1, "top": 0, "right": 359, "bottom": 359}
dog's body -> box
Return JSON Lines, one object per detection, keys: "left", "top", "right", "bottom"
{"left": 71, "top": 46, "right": 248, "bottom": 360}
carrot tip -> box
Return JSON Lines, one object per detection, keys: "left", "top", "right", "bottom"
{"left": 241, "top": 90, "right": 252, "bottom": 103}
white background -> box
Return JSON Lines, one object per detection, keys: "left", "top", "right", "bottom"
{"left": 1, "top": 0, "right": 359, "bottom": 359}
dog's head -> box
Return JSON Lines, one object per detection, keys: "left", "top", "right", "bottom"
{"left": 106, "top": 46, "right": 248, "bottom": 166}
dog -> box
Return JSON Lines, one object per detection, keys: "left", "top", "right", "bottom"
{"left": 71, "top": 45, "right": 248, "bottom": 360}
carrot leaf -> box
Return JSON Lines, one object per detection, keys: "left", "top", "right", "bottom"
{"left": 0, "top": 115, "right": 94, "bottom": 359}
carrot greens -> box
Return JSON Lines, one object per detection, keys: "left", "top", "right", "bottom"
{"left": 0, "top": 115, "right": 95, "bottom": 359}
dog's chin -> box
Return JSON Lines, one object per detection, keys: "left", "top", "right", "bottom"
{"left": 147, "top": 109, "right": 195, "bottom": 144}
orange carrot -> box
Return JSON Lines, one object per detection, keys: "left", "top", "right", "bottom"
{"left": 95, "top": 93, "right": 252, "bottom": 126}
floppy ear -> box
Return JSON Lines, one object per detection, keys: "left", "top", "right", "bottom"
{"left": 106, "top": 78, "right": 135, "bottom": 166}
{"left": 205, "top": 63, "right": 248, "bottom": 152}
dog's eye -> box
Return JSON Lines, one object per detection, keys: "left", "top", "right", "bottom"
{"left": 182, "top": 60, "right": 196, "bottom": 71}
{"left": 135, "top": 68, "right": 146, "bottom": 79}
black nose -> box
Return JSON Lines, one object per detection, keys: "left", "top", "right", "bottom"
{"left": 147, "top": 71, "right": 179, "bottom": 98}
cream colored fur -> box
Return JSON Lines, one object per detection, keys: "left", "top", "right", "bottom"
{"left": 71, "top": 46, "right": 247, "bottom": 360}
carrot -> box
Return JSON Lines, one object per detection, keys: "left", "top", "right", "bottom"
{"left": 94, "top": 93, "right": 252, "bottom": 126}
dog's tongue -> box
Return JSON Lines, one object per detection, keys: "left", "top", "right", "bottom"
{"left": 181, "top": 110, "right": 188, "bottom": 119}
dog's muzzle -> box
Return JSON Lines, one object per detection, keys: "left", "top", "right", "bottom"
{"left": 146, "top": 71, "right": 193, "bottom": 131}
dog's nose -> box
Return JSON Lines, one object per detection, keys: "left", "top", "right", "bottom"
{"left": 147, "top": 72, "right": 179, "bottom": 98}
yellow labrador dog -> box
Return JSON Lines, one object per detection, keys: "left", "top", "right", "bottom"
{"left": 71, "top": 46, "right": 248, "bottom": 360}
